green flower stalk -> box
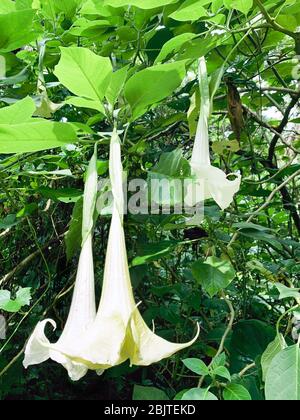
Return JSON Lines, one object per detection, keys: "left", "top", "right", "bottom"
{"left": 187, "top": 57, "right": 241, "bottom": 211}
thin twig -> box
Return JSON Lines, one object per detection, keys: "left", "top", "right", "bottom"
{"left": 198, "top": 292, "right": 235, "bottom": 388}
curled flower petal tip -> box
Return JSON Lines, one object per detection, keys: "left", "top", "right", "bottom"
{"left": 128, "top": 312, "right": 201, "bottom": 366}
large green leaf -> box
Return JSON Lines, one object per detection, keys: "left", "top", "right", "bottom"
{"left": 192, "top": 256, "right": 235, "bottom": 297}
{"left": 54, "top": 47, "right": 112, "bottom": 110}
{"left": 39, "top": 0, "right": 83, "bottom": 19}
{"left": 261, "top": 334, "right": 287, "bottom": 381}
{"left": 131, "top": 241, "right": 178, "bottom": 266}
{"left": 181, "top": 388, "right": 218, "bottom": 400}
{"left": 0, "top": 97, "right": 36, "bottom": 124}
{"left": 124, "top": 61, "right": 187, "bottom": 119}
{"left": 105, "top": 65, "right": 129, "bottom": 106}
{"left": 224, "top": 0, "right": 253, "bottom": 14}
{"left": 0, "top": 121, "right": 77, "bottom": 153}
{"left": 0, "top": 288, "right": 31, "bottom": 313}
{"left": 230, "top": 320, "right": 276, "bottom": 373}
{"left": 152, "top": 149, "right": 191, "bottom": 178}
{"left": 182, "top": 358, "right": 209, "bottom": 375}
{"left": 169, "top": 0, "right": 209, "bottom": 21}
{"left": 265, "top": 345, "right": 300, "bottom": 400}
{"left": 223, "top": 384, "right": 252, "bottom": 400}
{"left": 104, "top": 0, "right": 178, "bottom": 9}
{"left": 0, "top": 0, "right": 16, "bottom": 13}
{"left": 0, "top": 10, "right": 39, "bottom": 52}
{"left": 154, "top": 33, "right": 196, "bottom": 64}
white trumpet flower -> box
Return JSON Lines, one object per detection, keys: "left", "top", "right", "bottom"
{"left": 187, "top": 57, "right": 241, "bottom": 211}
{"left": 64, "top": 131, "right": 199, "bottom": 372}
{"left": 24, "top": 133, "right": 199, "bottom": 381}
{"left": 23, "top": 148, "right": 98, "bottom": 381}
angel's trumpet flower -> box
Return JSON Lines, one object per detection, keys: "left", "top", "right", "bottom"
{"left": 24, "top": 133, "right": 199, "bottom": 381}
{"left": 61, "top": 131, "right": 199, "bottom": 373}
{"left": 23, "top": 148, "right": 98, "bottom": 381}
{"left": 187, "top": 57, "right": 241, "bottom": 211}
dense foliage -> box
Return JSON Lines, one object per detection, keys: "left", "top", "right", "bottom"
{"left": 0, "top": 0, "right": 299, "bottom": 401}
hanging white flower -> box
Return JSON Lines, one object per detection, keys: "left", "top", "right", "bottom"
{"left": 24, "top": 132, "right": 199, "bottom": 381}
{"left": 64, "top": 131, "right": 200, "bottom": 372}
{"left": 23, "top": 147, "right": 98, "bottom": 381}
{"left": 186, "top": 57, "right": 241, "bottom": 211}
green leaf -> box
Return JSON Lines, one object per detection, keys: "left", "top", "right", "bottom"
{"left": 53, "top": 0, "right": 82, "bottom": 18}
{"left": 17, "top": 203, "right": 38, "bottom": 218}
{"left": 213, "top": 366, "right": 231, "bottom": 381}
{"left": 133, "top": 385, "right": 169, "bottom": 400}
{"left": 261, "top": 334, "right": 287, "bottom": 381}
{"left": 0, "top": 0, "right": 16, "bottom": 13}
{"left": 154, "top": 33, "right": 196, "bottom": 64}
{"left": 0, "top": 97, "right": 36, "bottom": 124}
{"left": 124, "top": 61, "right": 187, "bottom": 120}
{"left": 0, "top": 288, "right": 31, "bottom": 313}
{"left": 0, "top": 9, "right": 39, "bottom": 53}
{"left": 223, "top": 384, "right": 252, "bottom": 400}
{"left": 233, "top": 222, "right": 273, "bottom": 232}
{"left": 15, "top": 288, "right": 31, "bottom": 306}
{"left": 275, "top": 283, "right": 300, "bottom": 300}
{"left": 169, "top": 0, "right": 209, "bottom": 21}
{"left": 132, "top": 241, "right": 178, "bottom": 267}
{"left": 211, "top": 352, "right": 227, "bottom": 369}
{"left": 65, "top": 97, "right": 105, "bottom": 114}
{"left": 39, "top": 187, "right": 82, "bottom": 203}
{"left": 152, "top": 149, "right": 191, "bottom": 178}
{"left": 104, "top": 0, "right": 178, "bottom": 9}
{"left": 0, "top": 214, "right": 19, "bottom": 230}
{"left": 192, "top": 256, "right": 235, "bottom": 297}
{"left": 105, "top": 65, "right": 129, "bottom": 106}
{"left": 177, "top": 35, "right": 221, "bottom": 60}
{"left": 223, "top": 0, "right": 253, "bottom": 14}
{"left": 182, "top": 358, "right": 209, "bottom": 376}
{"left": 0, "top": 121, "right": 77, "bottom": 154}
{"left": 0, "top": 290, "right": 11, "bottom": 307}
{"left": 38, "top": 0, "right": 82, "bottom": 19}
{"left": 54, "top": 47, "right": 112, "bottom": 104}
{"left": 265, "top": 345, "right": 300, "bottom": 400}
{"left": 181, "top": 388, "right": 218, "bottom": 400}
{"left": 276, "top": 14, "right": 298, "bottom": 31}
{"left": 230, "top": 320, "right": 276, "bottom": 373}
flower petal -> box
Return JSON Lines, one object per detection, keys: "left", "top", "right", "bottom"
{"left": 128, "top": 309, "right": 200, "bottom": 366}
{"left": 23, "top": 319, "right": 56, "bottom": 368}
{"left": 197, "top": 165, "right": 241, "bottom": 210}
{"left": 57, "top": 234, "right": 96, "bottom": 349}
